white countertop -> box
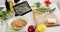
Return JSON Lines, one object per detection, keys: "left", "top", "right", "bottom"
{"left": 0, "top": 0, "right": 60, "bottom": 32}
{"left": 45, "top": 26, "right": 60, "bottom": 32}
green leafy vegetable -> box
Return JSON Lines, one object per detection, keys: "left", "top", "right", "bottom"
{"left": 8, "top": 29, "right": 19, "bottom": 32}
{"left": 0, "top": 11, "right": 10, "bottom": 20}
{"left": 31, "top": 2, "right": 51, "bottom": 13}
{"left": 34, "top": 2, "right": 41, "bottom": 8}
{"left": 36, "top": 7, "right": 51, "bottom": 13}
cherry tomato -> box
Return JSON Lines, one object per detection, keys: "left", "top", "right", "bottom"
{"left": 45, "top": 0, "right": 51, "bottom": 6}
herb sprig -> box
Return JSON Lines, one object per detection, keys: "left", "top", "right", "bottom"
{"left": 32, "top": 2, "right": 51, "bottom": 13}
{"left": 0, "top": 11, "right": 10, "bottom": 20}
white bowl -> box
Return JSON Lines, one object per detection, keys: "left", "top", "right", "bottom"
{"left": 7, "top": 16, "right": 27, "bottom": 29}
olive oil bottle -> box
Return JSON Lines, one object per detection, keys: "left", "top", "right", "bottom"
{"left": 9, "top": 0, "right": 14, "bottom": 12}
{"left": 5, "top": 0, "right": 10, "bottom": 11}
{"left": 9, "top": 0, "right": 15, "bottom": 17}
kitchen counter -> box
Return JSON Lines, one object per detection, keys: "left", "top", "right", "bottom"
{"left": 45, "top": 26, "right": 60, "bottom": 32}
{"left": 0, "top": 0, "right": 60, "bottom": 32}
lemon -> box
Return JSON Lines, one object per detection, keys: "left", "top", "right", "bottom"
{"left": 36, "top": 24, "right": 47, "bottom": 32}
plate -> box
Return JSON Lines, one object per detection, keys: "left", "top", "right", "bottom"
{"left": 7, "top": 16, "right": 27, "bottom": 29}
{"left": 7, "top": 12, "right": 35, "bottom": 32}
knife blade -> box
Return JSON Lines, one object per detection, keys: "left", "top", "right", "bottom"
{"left": 50, "top": 8, "right": 56, "bottom": 13}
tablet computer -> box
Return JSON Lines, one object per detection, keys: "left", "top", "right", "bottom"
{"left": 13, "top": 1, "right": 32, "bottom": 16}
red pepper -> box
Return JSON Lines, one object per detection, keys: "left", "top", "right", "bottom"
{"left": 45, "top": 0, "right": 51, "bottom": 6}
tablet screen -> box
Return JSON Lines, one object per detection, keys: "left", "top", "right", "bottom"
{"left": 13, "top": 1, "right": 32, "bottom": 16}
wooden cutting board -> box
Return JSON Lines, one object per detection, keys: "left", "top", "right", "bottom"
{"left": 33, "top": 11, "right": 60, "bottom": 27}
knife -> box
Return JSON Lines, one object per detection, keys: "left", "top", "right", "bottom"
{"left": 42, "top": 8, "right": 56, "bottom": 18}
{"left": 50, "top": 8, "right": 56, "bottom": 13}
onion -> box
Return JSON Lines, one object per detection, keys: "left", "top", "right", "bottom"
{"left": 28, "top": 25, "right": 35, "bottom": 32}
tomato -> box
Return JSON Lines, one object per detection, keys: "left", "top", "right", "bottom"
{"left": 45, "top": 0, "right": 51, "bottom": 6}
